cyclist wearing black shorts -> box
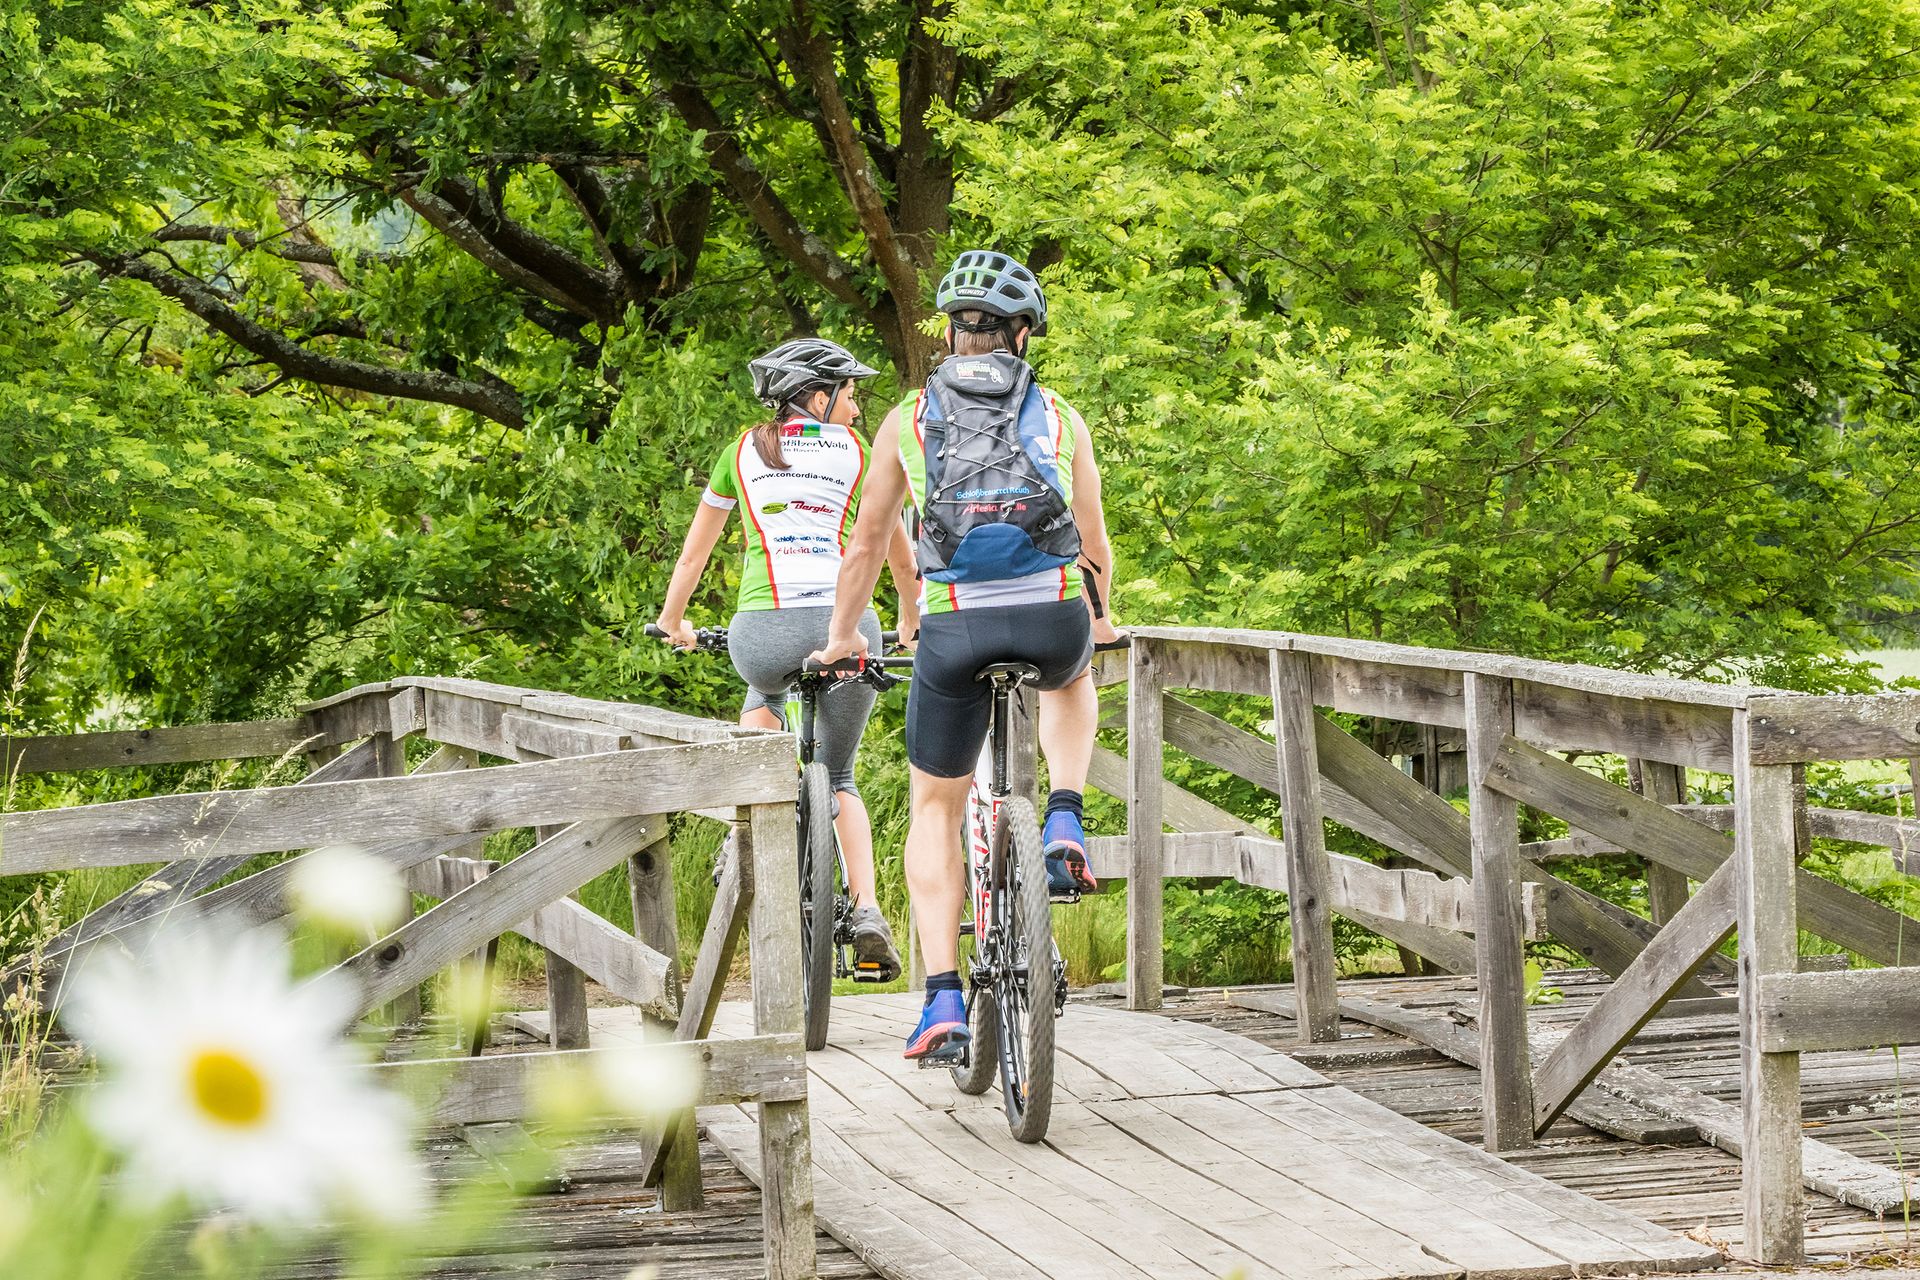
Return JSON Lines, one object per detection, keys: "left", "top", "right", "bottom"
{"left": 811, "top": 252, "right": 1121, "bottom": 1060}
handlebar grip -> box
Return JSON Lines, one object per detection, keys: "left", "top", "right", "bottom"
{"left": 1093, "top": 635, "right": 1134, "bottom": 653}
{"left": 643, "top": 624, "right": 668, "bottom": 639}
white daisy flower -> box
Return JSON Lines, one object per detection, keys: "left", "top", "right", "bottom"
{"left": 286, "top": 845, "right": 410, "bottom": 940}
{"left": 62, "top": 924, "right": 425, "bottom": 1225}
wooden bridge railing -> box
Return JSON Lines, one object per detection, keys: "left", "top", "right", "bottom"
{"left": 1107, "top": 626, "right": 1920, "bottom": 1266}
{"left": 1, "top": 677, "right": 818, "bottom": 1280}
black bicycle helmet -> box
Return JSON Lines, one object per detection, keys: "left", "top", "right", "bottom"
{"left": 935, "top": 250, "right": 1048, "bottom": 336}
{"left": 748, "top": 338, "right": 879, "bottom": 409}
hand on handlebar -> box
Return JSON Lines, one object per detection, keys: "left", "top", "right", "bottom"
{"left": 808, "top": 630, "right": 871, "bottom": 669}
{"left": 652, "top": 618, "right": 698, "bottom": 651}
{"left": 1093, "top": 618, "right": 1126, "bottom": 648}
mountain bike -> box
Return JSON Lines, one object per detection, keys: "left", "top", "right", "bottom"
{"left": 646, "top": 624, "right": 911, "bottom": 1050}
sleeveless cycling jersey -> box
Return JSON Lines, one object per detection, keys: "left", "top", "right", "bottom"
{"left": 702, "top": 418, "right": 868, "bottom": 611}
{"left": 896, "top": 383, "right": 1085, "bottom": 615}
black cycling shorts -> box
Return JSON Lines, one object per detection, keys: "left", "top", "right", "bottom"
{"left": 904, "top": 597, "right": 1093, "bottom": 778}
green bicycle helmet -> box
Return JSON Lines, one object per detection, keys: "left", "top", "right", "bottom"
{"left": 935, "top": 250, "right": 1048, "bottom": 337}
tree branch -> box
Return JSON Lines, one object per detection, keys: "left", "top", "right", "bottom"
{"left": 94, "top": 254, "right": 526, "bottom": 427}
{"left": 663, "top": 80, "right": 882, "bottom": 326}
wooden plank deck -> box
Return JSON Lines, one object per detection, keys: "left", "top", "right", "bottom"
{"left": 1128, "top": 971, "right": 1920, "bottom": 1263}
{"left": 588, "top": 992, "right": 1718, "bottom": 1280}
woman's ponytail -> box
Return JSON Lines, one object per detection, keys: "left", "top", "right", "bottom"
{"left": 751, "top": 417, "right": 791, "bottom": 470}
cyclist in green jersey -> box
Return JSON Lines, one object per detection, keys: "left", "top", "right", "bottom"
{"left": 656, "top": 338, "right": 921, "bottom": 979}
{"left": 810, "top": 253, "right": 1121, "bottom": 1060}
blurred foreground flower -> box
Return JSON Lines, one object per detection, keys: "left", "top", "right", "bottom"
{"left": 528, "top": 1041, "right": 701, "bottom": 1129}
{"left": 63, "top": 924, "right": 425, "bottom": 1224}
{"left": 287, "top": 845, "right": 409, "bottom": 940}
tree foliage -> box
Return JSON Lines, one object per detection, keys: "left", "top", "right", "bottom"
{"left": 4, "top": 0, "right": 1920, "bottom": 738}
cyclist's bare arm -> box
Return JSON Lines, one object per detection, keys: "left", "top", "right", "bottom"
{"left": 815, "top": 408, "right": 910, "bottom": 663}
{"left": 1067, "top": 406, "right": 1121, "bottom": 645}
{"left": 886, "top": 514, "right": 921, "bottom": 644}
{"left": 655, "top": 501, "right": 731, "bottom": 649}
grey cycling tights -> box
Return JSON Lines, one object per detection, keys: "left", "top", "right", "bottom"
{"left": 726, "top": 605, "right": 884, "bottom": 796}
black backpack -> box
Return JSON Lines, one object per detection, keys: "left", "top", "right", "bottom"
{"left": 914, "top": 352, "right": 1080, "bottom": 584}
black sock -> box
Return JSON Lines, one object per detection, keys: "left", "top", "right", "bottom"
{"left": 925, "top": 970, "right": 961, "bottom": 1001}
{"left": 1045, "top": 788, "right": 1084, "bottom": 821}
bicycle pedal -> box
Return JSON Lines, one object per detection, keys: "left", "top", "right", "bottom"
{"left": 915, "top": 1051, "right": 965, "bottom": 1069}
{"left": 851, "top": 962, "right": 892, "bottom": 983}
{"left": 1049, "top": 889, "right": 1082, "bottom": 905}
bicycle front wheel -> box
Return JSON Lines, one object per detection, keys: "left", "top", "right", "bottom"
{"left": 992, "top": 796, "right": 1055, "bottom": 1142}
{"left": 800, "top": 762, "right": 838, "bottom": 1051}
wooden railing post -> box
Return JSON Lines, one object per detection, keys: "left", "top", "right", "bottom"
{"left": 1734, "top": 708, "right": 1805, "bottom": 1265}
{"left": 1270, "top": 650, "right": 1339, "bottom": 1043}
{"left": 1463, "top": 673, "right": 1536, "bottom": 1151}
{"left": 538, "top": 822, "right": 592, "bottom": 1050}
{"left": 746, "top": 802, "right": 817, "bottom": 1280}
{"left": 1630, "top": 759, "right": 1692, "bottom": 925}
{"left": 630, "top": 834, "right": 702, "bottom": 1211}
{"left": 1126, "top": 640, "right": 1166, "bottom": 1011}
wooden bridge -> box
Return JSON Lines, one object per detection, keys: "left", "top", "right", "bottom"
{"left": 7, "top": 627, "right": 1920, "bottom": 1278}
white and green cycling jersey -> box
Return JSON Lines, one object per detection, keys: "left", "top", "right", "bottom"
{"left": 701, "top": 418, "right": 869, "bottom": 611}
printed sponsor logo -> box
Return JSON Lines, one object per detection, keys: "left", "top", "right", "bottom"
{"left": 956, "top": 485, "right": 1032, "bottom": 500}
{"left": 781, "top": 423, "right": 822, "bottom": 438}
{"left": 952, "top": 359, "right": 1007, "bottom": 386}
{"left": 759, "top": 501, "right": 788, "bottom": 514}
{"left": 773, "top": 533, "right": 833, "bottom": 545}
{"left": 963, "top": 502, "right": 1028, "bottom": 514}
{"left": 788, "top": 499, "right": 836, "bottom": 516}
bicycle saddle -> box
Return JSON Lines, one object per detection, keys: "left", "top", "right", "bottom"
{"left": 975, "top": 661, "right": 1042, "bottom": 685}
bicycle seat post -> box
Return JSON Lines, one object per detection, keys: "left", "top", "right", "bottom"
{"left": 990, "top": 675, "right": 1013, "bottom": 800}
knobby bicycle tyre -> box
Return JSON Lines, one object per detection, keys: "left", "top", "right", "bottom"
{"left": 952, "top": 857, "right": 999, "bottom": 1094}
{"left": 800, "top": 762, "right": 839, "bottom": 1052}
{"left": 993, "top": 795, "right": 1055, "bottom": 1142}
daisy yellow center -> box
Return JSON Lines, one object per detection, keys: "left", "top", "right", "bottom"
{"left": 188, "top": 1048, "right": 269, "bottom": 1127}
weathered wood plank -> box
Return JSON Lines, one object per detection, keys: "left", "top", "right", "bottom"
{"left": 1733, "top": 707, "right": 1805, "bottom": 1265}
{"left": 28, "top": 736, "right": 386, "bottom": 971}
{"left": 1307, "top": 993, "right": 1705, "bottom": 1146}
{"left": 516, "top": 894, "right": 674, "bottom": 1016}
{"left": 1463, "top": 673, "right": 1534, "bottom": 1152}
{"left": 1756, "top": 967, "right": 1920, "bottom": 1053}
{"left": 0, "top": 736, "right": 792, "bottom": 873}
{"left": 1531, "top": 856, "right": 1739, "bottom": 1133}
{"left": 536, "top": 819, "right": 592, "bottom": 1052}
{"left": 1089, "top": 745, "right": 1252, "bottom": 837}
{"left": 502, "top": 712, "right": 630, "bottom": 760}
{"left": 745, "top": 801, "right": 816, "bottom": 1280}
{"left": 0, "top": 717, "right": 320, "bottom": 776}
{"left": 1483, "top": 733, "right": 1920, "bottom": 968}
{"left": 1125, "top": 625, "right": 1768, "bottom": 707}
{"left": 629, "top": 833, "right": 701, "bottom": 1210}
{"left": 1535, "top": 1027, "right": 1920, "bottom": 1218}
{"left": 1160, "top": 695, "right": 1449, "bottom": 880}
{"left": 1150, "top": 638, "right": 1272, "bottom": 697}
{"left": 1307, "top": 654, "right": 1465, "bottom": 728}
{"left": 1127, "top": 641, "right": 1167, "bottom": 1011}
{"left": 1747, "top": 692, "right": 1920, "bottom": 764}
{"left": 1514, "top": 683, "right": 1735, "bottom": 772}
{"left": 1313, "top": 712, "right": 1721, "bottom": 995}
{"left": 1269, "top": 650, "right": 1339, "bottom": 1045}
{"left": 1635, "top": 761, "right": 1693, "bottom": 924}
{"left": 330, "top": 816, "right": 671, "bottom": 1019}
{"left": 373, "top": 1032, "right": 806, "bottom": 1125}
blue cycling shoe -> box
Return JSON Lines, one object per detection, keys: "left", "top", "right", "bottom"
{"left": 1043, "top": 810, "right": 1098, "bottom": 896}
{"left": 903, "top": 988, "right": 970, "bottom": 1063}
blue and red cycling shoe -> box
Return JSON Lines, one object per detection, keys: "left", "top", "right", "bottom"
{"left": 1043, "top": 809, "right": 1098, "bottom": 896}
{"left": 903, "top": 988, "right": 970, "bottom": 1063}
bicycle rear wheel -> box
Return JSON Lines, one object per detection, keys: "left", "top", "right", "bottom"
{"left": 992, "top": 796, "right": 1055, "bottom": 1142}
{"left": 800, "top": 762, "right": 838, "bottom": 1051}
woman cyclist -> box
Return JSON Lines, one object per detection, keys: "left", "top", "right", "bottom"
{"left": 654, "top": 337, "right": 917, "bottom": 980}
